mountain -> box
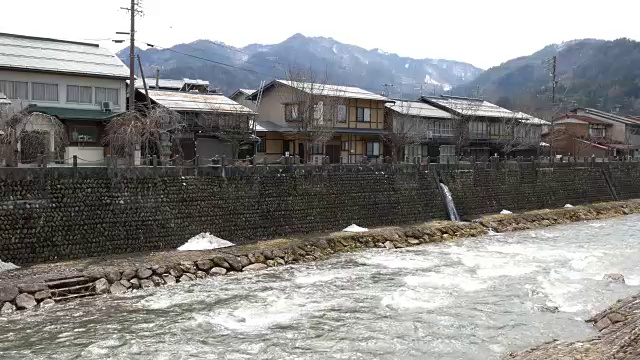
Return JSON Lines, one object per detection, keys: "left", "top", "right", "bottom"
{"left": 464, "top": 38, "right": 640, "bottom": 116}
{"left": 119, "top": 34, "right": 483, "bottom": 97}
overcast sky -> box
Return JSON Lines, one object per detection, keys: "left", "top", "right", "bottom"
{"left": 1, "top": 0, "right": 638, "bottom": 69}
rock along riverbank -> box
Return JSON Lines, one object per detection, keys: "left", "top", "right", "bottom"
{"left": 1, "top": 199, "right": 640, "bottom": 321}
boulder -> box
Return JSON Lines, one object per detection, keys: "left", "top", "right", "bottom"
{"left": 195, "top": 271, "right": 207, "bottom": 279}
{"left": 109, "top": 282, "right": 128, "bottom": 295}
{"left": 162, "top": 274, "right": 177, "bottom": 285}
{"left": 607, "top": 312, "right": 626, "bottom": 324}
{"left": 0, "top": 285, "right": 19, "bottom": 302}
{"left": 272, "top": 249, "right": 286, "bottom": 259}
{"left": 262, "top": 249, "right": 274, "bottom": 260}
{"left": 243, "top": 263, "right": 268, "bottom": 272}
{"left": 140, "top": 279, "right": 155, "bottom": 289}
{"left": 266, "top": 260, "right": 276, "bottom": 267}
{"left": 223, "top": 256, "right": 243, "bottom": 271}
{"left": 94, "top": 278, "right": 110, "bottom": 295}
{"left": 212, "top": 256, "right": 231, "bottom": 269}
{"left": 595, "top": 316, "right": 613, "bottom": 331}
{"left": 603, "top": 273, "right": 625, "bottom": 284}
{"left": 179, "top": 262, "right": 197, "bottom": 274}
{"left": 196, "top": 260, "right": 213, "bottom": 272}
{"left": 209, "top": 267, "right": 227, "bottom": 276}
{"left": 239, "top": 256, "right": 251, "bottom": 268}
{"left": 121, "top": 269, "right": 137, "bottom": 281}
{"left": 119, "top": 279, "right": 132, "bottom": 289}
{"left": 275, "top": 258, "right": 286, "bottom": 266}
{"left": 150, "top": 276, "right": 165, "bottom": 287}
{"left": 137, "top": 268, "right": 153, "bottom": 279}
{"left": 34, "top": 290, "right": 51, "bottom": 302}
{"left": 407, "top": 238, "right": 422, "bottom": 245}
{"left": 17, "top": 283, "right": 48, "bottom": 294}
{"left": 179, "top": 274, "right": 194, "bottom": 282}
{"left": 1, "top": 302, "right": 16, "bottom": 314}
{"left": 39, "top": 299, "right": 55, "bottom": 309}
{"left": 15, "top": 293, "right": 37, "bottom": 310}
{"left": 314, "top": 239, "right": 330, "bottom": 249}
{"left": 384, "top": 241, "right": 395, "bottom": 249}
{"left": 104, "top": 270, "right": 122, "bottom": 284}
{"left": 129, "top": 278, "right": 141, "bottom": 290}
{"left": 169, "top": 268, "right": 183, "bottom": 278}
{"left": 153, "top": 266, "right": 167, "bottom": 275}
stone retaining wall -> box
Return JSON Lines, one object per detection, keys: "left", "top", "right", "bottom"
{"left": 1, "top": 161, "right": 640, "bottom": 265}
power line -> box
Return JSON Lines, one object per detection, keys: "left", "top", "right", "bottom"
{"left": 139, "top": 40, "right": 284, "bottom": 79}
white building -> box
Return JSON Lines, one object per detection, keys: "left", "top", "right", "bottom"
{"left": 0, "top": 32, "right": 129, "bottom": 164}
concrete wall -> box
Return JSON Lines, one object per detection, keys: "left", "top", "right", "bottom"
{"left": 0, "top": 161, "right": 639, "bottom": 265}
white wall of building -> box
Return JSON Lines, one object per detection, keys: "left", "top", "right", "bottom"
{"left": 65, "top": 146, "right": 105, "bottom": 164}
{"left": 0, "top": 69, "right": 126, "bottom": 113}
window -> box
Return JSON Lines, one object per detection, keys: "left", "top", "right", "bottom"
{"left": 32, "top": 83, "right": 59, "bottom": 101}
{"left": 366, "top": 141, "right": 380, "bottom": 157}
{"left": 70, "top": 125, "right": 98, "bottom": 143}
{"left": 0, "top": 80, "right": 28, "bottom": 99}
{"left": 589, "top": 126, "right": 606, "bottom": 138}
{"left": 439, "top": 145, "right": 456, "bottom": 163}
{"left": 67, "top": 85, "right": 92, "bottom": 104}
{"left": 357, "top": 107, "right": 371, "bottom": 122}
{"left": 285, "top": 103, "right": 299, "bottom": 121}
{"left": 431, "top": 120, "right": 454, "bottom": 137}
{"left": 341, "top": 141, "right": 349, "bottom": 151}
{"left": 95, "top": 87, "right": 120, "bottom": 106}
{"left": 468, "top": 121, "right": 488, "bottom": 139}
{"left": 257, "top": 136, "right": 266, "bottom": 153}
{"left": 337, "top": 104, "right": 347, "bottom": 122}
{"left": 313, "top": 101, "right": 323, "bottom": 122}
{"left": 311, "top": 143, "right": 324, "bottom": 155}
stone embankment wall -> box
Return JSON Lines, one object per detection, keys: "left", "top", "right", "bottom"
{"left": 1, "top": 200, "right": 639, "bottom": 314}
{"left": 0, "top": 160, "right": 639, "bottom": 265}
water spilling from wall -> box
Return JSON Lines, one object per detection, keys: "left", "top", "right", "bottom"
{"left": 439, "top": 182, "right": 461, "bottom": 221}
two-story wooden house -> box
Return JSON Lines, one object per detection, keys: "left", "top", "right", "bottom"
{"left": 248, "top": 80, "right": 391, "bottom": 163}
{"left": 0, "top": 32, "right": 129, "bottom": 164}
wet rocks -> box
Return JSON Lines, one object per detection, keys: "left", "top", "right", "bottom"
{"left": 15, "top": 293, "right": 37, "bottom": 310}
{"left": 223, "top": 256, "right": 243, "bottom": 272}
{"left": 243, "top": 263, "right": 268, "bottom": 272}
{"left": 120, "top": 279, "right": 132, "bottom": 289}
{"left": 1, "top": 302, "right": 16, "bottom": 314}
{"left": 196, "top": 260, "right": 213, "bottom": 272}
{"left": 162, "top": 274, "right": 177, "bottom": 285}
{"left": 0, "top": 285, "right": 19, "bottom": 303}
{"left": 384, "top": 241, "right": 395, "bottom": 249}
{"left": 39, "top": 299, "right": 55, "bottom": 309}
{"left": 17, "top": 283, "right": 48, "bottom": 294}
{"left": 94, "top": 278, "right": 110, "bottom": 295}
{"left": 179, "top": 262, "right": 197, "bottom": 274}
{"left": 137, "top": 268, "right": 153, "bottom": 279}
{"left": 121, "top": 269, "right": 137, "bottom": 281}
{"left": 603, "top": 273, "right": 626, "bottom": 284}
{"left": 104, "top": 270, "right": 121, "bottom": 284}
{"left": 140, "top": 279, "right": 155, "bottom": 289}
{"left": 209, "top": 267, "right": 227, "bottom": 276}
{"left": 151, "top": 276, "right": 165, "bottom": 286}
{"left": 179, "top": 274, "right": 196, "bottom": 282}
{"left": 212, "top": 256, "right": 230, "bottom": 269}
{"left": 109, "top": 282, "right": 127, "bottom": 295}
{"left": 34, "top": 290, "right": 51, "bottom": 302}
{"left": 129, "top": 278, "right": 141, "bottom": 290}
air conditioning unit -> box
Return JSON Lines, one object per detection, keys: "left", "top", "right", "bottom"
{"left": 101, "top": 101, "right": 113, "bottom": 112}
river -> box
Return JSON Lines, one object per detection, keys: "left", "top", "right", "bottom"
{"left": 1, "top": 215, "right": 640, "bottom": 359}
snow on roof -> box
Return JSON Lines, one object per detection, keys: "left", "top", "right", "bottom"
{"left": 421, "top": 95, "right": 518, "bottom": 119}
{"left": 0, "top": 33, "right": 129, "bottom": 78}
{"left": 252, "top": 80, "right": 390, "bottom": 102}
{"left": 514, "top": 112, "right": 551, "bottom": 125}
{"left": 386, "top": 100, "right": 453, "bottom": 119}
{"left": 147, "top": 90, "right": 255, "bottom": 115}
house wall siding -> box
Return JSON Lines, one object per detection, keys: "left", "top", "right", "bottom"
{"left": 0, "top": 70, "right": 126, "bottom": 112}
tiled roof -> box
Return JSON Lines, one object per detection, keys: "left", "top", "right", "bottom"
{"left": 421, "top": 95, "right": 518, "bottom": 119}
{"left": 250, "top": 80, "right": 391, "bottom": 102}
{"left": 0, "top": 33, "right": 129, "bottom": 78}
{"left": 147, "top": 90, "right": 255, "bottom": 115}
{"left": 557, "top": 114, "right": 609, "bottom": 125}
{"left": 386, "top": 100, "right": 453, "bottom": 119}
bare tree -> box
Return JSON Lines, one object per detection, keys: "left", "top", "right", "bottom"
{"left": 383, "top": 101, "right": 434, "bottom": 163}
{"left": 0, "top": 108, "right": 67, "bottom": 166}
{"left": 280, "top": 65, "right": 343, "bottom": 162}
{"left": 102, "top": 106, "right": 185, "bottom": 165}
{"left": 198, "top": 99, "right": 255, "bottom": 161}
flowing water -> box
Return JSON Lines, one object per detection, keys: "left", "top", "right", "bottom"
{"left": 439, "top": 183, "right": 461, "bottom": 221}
{"left": 2, "top": 216, "right": 640, "bottom": 360}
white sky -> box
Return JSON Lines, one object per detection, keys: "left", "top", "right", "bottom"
{"left": 1, "top": 0, "right": 638, "bottom": 69}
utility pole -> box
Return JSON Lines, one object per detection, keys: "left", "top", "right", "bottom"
{"left": 551, "top": 55, "right": 557, "bottom": 105}
{"left": 120, "top": 0, "right": 141, "bottom": 111}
